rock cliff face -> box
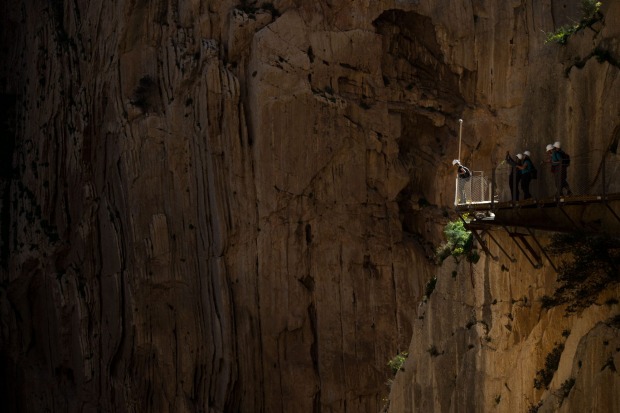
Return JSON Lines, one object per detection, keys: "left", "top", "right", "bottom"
{"left": 0, "top": 1, "right": 618, "bottom": 412}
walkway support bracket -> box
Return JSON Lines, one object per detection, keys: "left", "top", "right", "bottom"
{"left": 485, "top": 230, "right": 517, "bottom": 263}
{"left": 604, "top": 202, "right": 620, "bottom": 226}
{"left": 503, "top": 226, "right": 543, "bottom": 269}
{"left": 525, "top": 227, "right": 558, "bottom": 273}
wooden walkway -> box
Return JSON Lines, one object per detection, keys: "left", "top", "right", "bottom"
{"left": 456, "top": 193, "right": 620, "bottom": 235}
{"left": 453, "top": 193, "right": 620, "bottom": 268}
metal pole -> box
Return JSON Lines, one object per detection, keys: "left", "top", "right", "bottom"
{"left": 458, "top": 119, "right": 463, "bottom": 161}
{"left": 491, "top": 166, "right": 496, "bottom": 210}
{"left": 602, "top": 151, "right": 606, "bottom": 199}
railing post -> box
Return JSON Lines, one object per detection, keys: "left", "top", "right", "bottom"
{"left": 602, "top": 150, "right": 606, "bottom": 199}
{"left": 511, "top": 167, "right": 517, "bottom": 202}
{"left": 491, "top": 167, "right": 496, "bottom": 210}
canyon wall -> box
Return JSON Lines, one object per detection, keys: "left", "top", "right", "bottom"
{"left": 0, "top": 0, "right": 618, "bottom": 412}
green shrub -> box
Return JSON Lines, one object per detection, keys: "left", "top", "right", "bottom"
{"left": 387, "top": 352, "right": 408, "bottom": 375}
{"left": 534, "top": 343, "right": 565, "bottom": 389}
{"left": 467, "top": 249, "right": 480, "bottom": 264}
{"left": 606, "top": 314, "right": 620, "bottom": 329}
{"left": 527, "top": 401, "right": 543, "bottom": 413}
{"left": 542, "top": 231, "right": 620, "bottom": 313}
{"left": 581, "top": 0, "right": 603, "bottom": 22}
{"left": 545, "top": 25, "right": 578, "bottom": 45}
{"left": 545, "top": 0, "right": 603, "bottom": 45}
{"left": 435, "top": 218, "right": 478, "bottom": 264}
{"left": 559, "top": 377, "right": 576, "bottom": 400}
{"left": 540, "top": 294, "right": 557, "bottom": 309}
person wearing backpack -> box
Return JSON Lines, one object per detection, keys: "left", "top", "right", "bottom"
{"left": 550, "top": 141, "right": 573, "bottom": 196}
{"left": 453, "top": 159, "right": 471, "bottom": 203}
{"left": 517, "top": 150, "right": 534, "bottom": 199}
{"left": 505, "top": 151, "right": 522, "bottom": 201}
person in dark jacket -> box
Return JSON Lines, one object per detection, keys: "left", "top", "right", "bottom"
{"left": 551, "top": 141, "right": 572, "bottom": 196}
{"left": 543, "top": 142, "right": 572, "bottom": 197}
{"left": 517, "top": 150, "right": 534, "bottom": 199}
{"left": 453, "top": 159, "right": 471, "bottom": 203}
{"left": 505, "top": 151, "right": 522, "bottom": 201}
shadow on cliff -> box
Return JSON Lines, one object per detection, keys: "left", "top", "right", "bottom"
{"left": 0, "top": 93, "right": 16, "bottom": 267}
{"left": 373, "top": 10, "right": 472, "bottom": 260}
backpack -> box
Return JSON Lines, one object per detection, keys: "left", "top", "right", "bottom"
{"left": 560, "top": 150, "right": 571, "bottom": 166}
{"left": 460, "top": 166, "right": 471, "bottom": 178}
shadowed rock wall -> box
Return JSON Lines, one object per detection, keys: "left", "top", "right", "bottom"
{"left": 0, "top": 0, "right": 619, "bottom": 412}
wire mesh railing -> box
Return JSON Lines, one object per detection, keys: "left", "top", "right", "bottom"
{"left": 454, "top": 150, "right": 620, "bottom": 206}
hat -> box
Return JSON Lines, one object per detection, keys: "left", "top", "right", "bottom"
{"left": 523, "top": 150, "right": 531, "bottom": 157}
{"left": 452, "top": 159, "right": 460, "bottom": 165}
{"left": 546, "top": 144, "right": 554, "bottom": 151}
{"left": 553, "top": 141, "right": 561, "bottom": 148}
{"left": 516, "top": 153, "right": 523, "bottom": 160}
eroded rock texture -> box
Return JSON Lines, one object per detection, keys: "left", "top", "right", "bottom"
{"left": 0, "top": 0, "right": 619, "bottom": 412}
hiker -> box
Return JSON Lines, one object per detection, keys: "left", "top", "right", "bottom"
{"left": 453, "top": 159, "right": 471, "bottom": 203}
{"left": 550, "top": 142, "right": 572, "bottom": 196}
{"left": 551, "top": 142, "right": 573, "bottom": 196}
{"left": 505, "top": 151, "right": 522, "bottom": 201}
{"left": 517, "top": 150, "right": 534, "bottom": 199}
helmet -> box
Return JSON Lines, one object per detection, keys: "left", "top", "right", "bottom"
{"left": 523, "top": 150, "right": 531, "bottom": 157}
{"left": 553, "top": 141, "right": 561, "bottom": 148}
{"left": 452, "top": 159, "right": 460, "bottom": 165}
{"left": 516, "top": 153, "right": 523, "bottom": 160}
{"left": 546, "top": 144, "right": 554, "bottom": 151}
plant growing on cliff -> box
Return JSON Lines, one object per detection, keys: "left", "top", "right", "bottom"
{"left": 130, "top": 76, "right": 157, "bottom": 112}
{"left": 544, "top": 0, "right": 603, "bottom": 45}
{"left": 424, "top": 276, "right": 437, "bottom": 299}
{"left": 527, "top": 401, "right": 543, "bottom": 413}
{"left": 534, "top": 342, "right": 565, "bottom": 390}
{"left": 602, "top": 355, "right": 617, "bottom": 372}
{"left": 435, "top": 218, "right": 478, "bottom": 264}
{"left": 427, "top": 344, "right": 441, "bottom": 357}
{"left": 237, "top": 1, "right": 280, "bottom": 18}
{"left": 558, "top": 377, "right": 576, "bottom": 402}
{"left": 260, "top": 2, "right": 280, "bottom": 17}
{"left": 387, "top": 352, "right": 408, "bottom": 375}
{"left": 541, "top": 231, "right": 620, "bottom": 313}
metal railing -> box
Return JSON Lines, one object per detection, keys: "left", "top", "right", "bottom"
{"left": 453, "top": 171, "right": 494, "bottom": 205}
{"left": 454, "top": 150, "right": 620, "bottom": 206}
